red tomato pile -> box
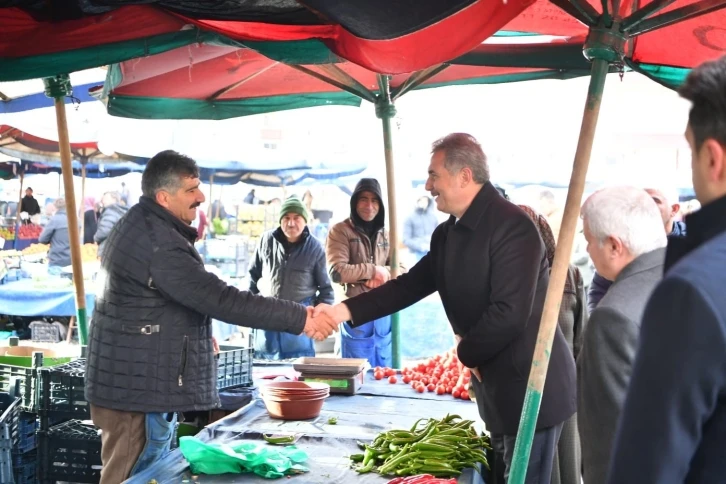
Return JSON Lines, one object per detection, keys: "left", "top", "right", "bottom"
{"left": 372, "top": 349, "right": 472, "bottom": 401}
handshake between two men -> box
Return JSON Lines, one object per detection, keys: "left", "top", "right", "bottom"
{"left": 302, "top": 303, "right": 353, "bottom": 341}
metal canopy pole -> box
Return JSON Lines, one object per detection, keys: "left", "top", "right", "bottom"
{"left": 376, "top": 74, "right": 402, "bottom": 369}
{"left": 43, "top": 74, "right": 89, "bottom": 345}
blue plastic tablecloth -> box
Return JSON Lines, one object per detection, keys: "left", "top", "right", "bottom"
{"left": 0, "top": 279, "right": 96, "bottom": 317}
{"left": 13, "top": 239, "right": 38, "bottom": 251}
{"left": 129, "top": 376, "right": 489, "bottom": 484}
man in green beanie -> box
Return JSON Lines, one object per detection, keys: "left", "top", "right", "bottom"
{"left": 248, "top": 195, "right": 334, "bottom": 359}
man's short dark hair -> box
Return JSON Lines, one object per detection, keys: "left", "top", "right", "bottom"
{"left": 142, "top": 150, "right": 200, "bottom": 198}
{"left": 679, "top": 55, "right": 726, "bottom": 150}
{"left": 26, "top": 187, "right": 32, "bottom": 192}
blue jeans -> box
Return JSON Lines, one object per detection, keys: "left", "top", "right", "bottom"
{"left": 340, "top": 315, "right": 392, "bottom": 368}
{"left": 129, "top": 412, "right": 177, "bottom": 477}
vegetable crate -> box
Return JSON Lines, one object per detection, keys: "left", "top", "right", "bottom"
{"left": 30, "top": 322, "right": 61, "bottom": 343}
{"left": 0, "top": 389, "right": 20, "bottom": 484}
{"left": 217, "top": 345, "right": 253, "bottom": 390}
{"left": 38, "top": 419, "right": 101, "bottom": 484}
{"left": 0, "top": 363, "right": 35, "bottom": 411}
{"left": 13, "top": 451, "right": 37, "bottom": 484}
{"left": 39, "top": 359, "right": 89, "bottom": 420}
{"left": 15, "top": 411, "right": 37, "bottom": 454}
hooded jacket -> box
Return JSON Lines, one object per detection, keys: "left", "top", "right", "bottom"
{"left": 326, "top": 179, "right": 390, "bottom": 298}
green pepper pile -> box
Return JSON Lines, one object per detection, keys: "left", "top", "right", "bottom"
{"left": 349, "top": 414, "right": 490, "bottom": 478}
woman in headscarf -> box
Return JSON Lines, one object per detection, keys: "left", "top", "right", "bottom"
{"left": 82, "top": 196, "right": 98, "bottom": 244}
{"left": 519, "top": 204, "right": 586, "bottom": 484}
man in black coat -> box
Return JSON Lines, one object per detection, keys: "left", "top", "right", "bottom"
{"left": 315, "top": 133, "right": 576, "bottom": 483}
{"left": 19, "top": 187, "right": 40, "bottom": 217}
{"left": 85, "top": 150, "right": 338, "bottom": 484}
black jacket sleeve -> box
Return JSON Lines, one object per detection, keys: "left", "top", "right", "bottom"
{"left": 344, "top": 251, "right": 437, "bottom": 324}
{"left": 150, "top": 245, "right": 306, "bottom": 334}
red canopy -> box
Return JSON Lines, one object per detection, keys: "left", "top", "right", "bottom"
{"left": 1, "top": 6, "right": 186, "bottom": 59}
{"left": 503, "top": 0, "right": 726, "bottom": 69}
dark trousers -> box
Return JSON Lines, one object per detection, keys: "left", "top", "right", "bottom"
{"left": 490, "top": 423, "right": 563, "bottom": 484}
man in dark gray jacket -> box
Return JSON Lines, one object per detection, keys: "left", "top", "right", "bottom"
{"left": 249, "top": 196, "right": 334, "bottom": 359}
{"left": 85, "top": 150, "right": 338, "bottom": 484}
{"left": 38, "top": 198, "right": 73, "bottom": 268}
{"left": 577, "top": 186, "right": 667, "bottom": 484}
{"left": 94, "top": 191, "right": 129, "bottom": 258}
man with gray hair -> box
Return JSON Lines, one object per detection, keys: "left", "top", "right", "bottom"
{"left": 587, "top": 185, "right": 686, "bottom": 311}
{"left": 577, "top": 186, "right": 667, "bottom": 484}
{"left": 315, "top": 133, "right": 576, "bottom": 484}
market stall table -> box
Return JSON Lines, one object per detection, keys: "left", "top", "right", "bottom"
{"left": 130, "top": 371, "right": 489, "bottom": 483}
{"left": 13, "top": 238, "right": 39, "bottom": 251}
{"left": 0, "top": 278, "right": 96, "bottom": 317}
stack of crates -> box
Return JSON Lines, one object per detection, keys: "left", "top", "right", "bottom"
{"left": 38, "top": 359, "right": 101, "bottom": 484}
{"left": 13, "top": 411, "right": 38, "bottom": 484}
{"left": 0, "top": 380, "right": 21, "bottom": 484}
{"left": 0, "top": 352, "right": 51, "bottom": 484}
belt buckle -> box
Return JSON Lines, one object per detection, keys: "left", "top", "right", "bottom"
{"left": 140, "top": 325, "right": 153, "bottom": 335}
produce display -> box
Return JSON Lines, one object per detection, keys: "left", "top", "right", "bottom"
{"left": 373, "top": 348, "right": 473, "bottom": 400}
{"left": 0, "top": 249, "right": 20, "bottom": 258}
{"left": 17, "top": 223, "right": 42, "bottom": 240}
{"left": 349, "top": 414, "right": 490, "bottom": 478}
{"left": 212, "top": 217, "right": 230, "bottom": 236}
{"left": 0, "top": 226, "right": 14, "bottom": 241}
{"left": 236, "top": 204, "right": 278, "bottom": 242}
{"left": 22, "top": 243, "right": 49, "bottom": 256}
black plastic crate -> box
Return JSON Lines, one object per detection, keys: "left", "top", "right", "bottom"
{"left": 16, "top": 412, "right": 37, "bottom": 454}
{"left": 39, "top": 359, "right": 88, "bottom": 419}
{"left": 30, "top": 322, "right": 61, "bottom": 343}
{"left": 0, "top": 363, "right": 36, "bottom": 411}
{"left": 13, "top": 451, "right": 37, "bottom": 484}
{"left": 39, "top": 419, "right": 101, "bottom": 484}
{"left": 0, "top": 386, "right": 20, "bottom": 484}
{"left": 216, "top": 345, "right": 253, "bottom": 390}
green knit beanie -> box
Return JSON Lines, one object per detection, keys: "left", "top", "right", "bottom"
{"left": 279, "top": 196, "right": 308, "bottom": 223}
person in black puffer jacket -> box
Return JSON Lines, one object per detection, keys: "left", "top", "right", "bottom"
{"left": 85, "top": 150, "right": 338, "bottom": 484}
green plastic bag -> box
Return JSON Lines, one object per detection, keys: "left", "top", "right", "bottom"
{"left": 179, "top": 436, "right": 309, "bottom": 478}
